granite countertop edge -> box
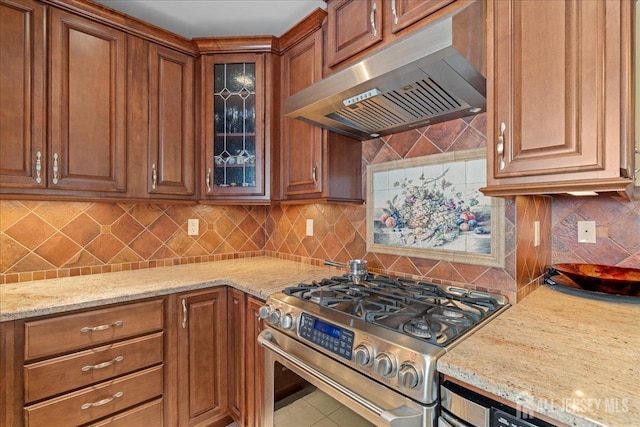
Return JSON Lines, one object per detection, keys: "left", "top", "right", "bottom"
{"left": 0, "top": 257, "right": 339, "bottom": 322}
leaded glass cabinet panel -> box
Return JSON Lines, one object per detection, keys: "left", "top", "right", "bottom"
{"left": 203, "top": 53, "right": 265, "bottom": 198}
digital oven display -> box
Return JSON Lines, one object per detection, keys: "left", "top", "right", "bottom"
{"left": 313, "top": 319, "right": 341, "bottom": 339}
{"left": 299, "top": 313, "right": 354, "bottom": 360}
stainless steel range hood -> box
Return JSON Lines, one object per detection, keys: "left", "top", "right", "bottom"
{"left": 284, "top": 1, "right": 486, "bottom": 141}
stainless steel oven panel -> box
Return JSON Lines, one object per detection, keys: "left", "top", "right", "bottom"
{"left": 265, "top": 293, "right": 446, "bottom": 404}
{"left": 259, "top": 328, "right": 435, "bottom": 427}
{"left": 440, "top": 383, "right": 490, "bottom": 426}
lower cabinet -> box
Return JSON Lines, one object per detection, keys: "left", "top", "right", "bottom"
{"left": 0, "top": 287, "right": 265, "bottom": 427}
{"left": 175, "top": 288, "right": 229, "bottom": 426}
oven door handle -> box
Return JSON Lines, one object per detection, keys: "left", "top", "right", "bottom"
{"left": 259, "top": 331, "right": 422, "bottom": 427}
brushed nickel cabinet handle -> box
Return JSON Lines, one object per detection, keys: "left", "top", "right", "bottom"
{"left": 81, "top": 356, "right": 124, "bottom": 372}
{"left": 52, "top": 153, "right": 59, "bottom": 185}
{"left": 151, "top": 163, "right": 157, "bottom": 190}
{"left": 182, "top": 299, "right": 188, "bottom": 328}
{"left": 80, "top": 320, "right": 124, "bottom": 333}
{"left": 634, "top": 147, "right": 640, "bottom": 176}
{"left": 311, "top": 166, "right": 317, "bottom": 184}
{"left": 391, "top": 0, "right": 398, "bottom": 24}
{"left": 81, "top": 391, "right": 123, "bottom": 410}
{"left": 35, "top": 151, "right": 42, "bottom": 184}
{"left": 370, "top": 2, "right": 377, "bottom": 37}
{"left": 206, "top": 167, "right": 212, "bottom": 192}
{"left": 497, "top": 122, "right": 506, "bottom": 171}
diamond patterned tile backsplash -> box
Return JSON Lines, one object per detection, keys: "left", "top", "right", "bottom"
{"left": 2, "top": 113, "right": 638, "bottom": 303}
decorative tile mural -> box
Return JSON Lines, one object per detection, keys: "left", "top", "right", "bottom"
{"left": 367, "top": 148, "right": 505, "bottom": 268}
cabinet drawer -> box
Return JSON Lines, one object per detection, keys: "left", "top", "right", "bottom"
{"left": 24, "top": 300, "right": 164, "bottom": 360}
{"left": 24, "top": 365, "right": 163, "bottom": 427}
{"left": 86, "top": 398, "right": 163, "bottom": 427}
{"left": 25, "top": 332, "right": 163, "bottom": 403}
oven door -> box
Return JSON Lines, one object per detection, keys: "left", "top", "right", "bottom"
{"left": 259, "top": 328, "right": 434, "bottom": 427}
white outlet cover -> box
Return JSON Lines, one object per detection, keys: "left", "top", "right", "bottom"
{"left": 188, "top": 218, "right": 199, "bottom": 236}
{"left": 306, "top": 219, "right": 314, "bottom": 237}
{"left": 577, "top": 221, "right": 596, "bottom": 243}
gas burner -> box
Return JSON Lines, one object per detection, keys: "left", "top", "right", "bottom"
{"left": 403, "top": 319, "right": 447, "bottom": 343}
{"left": 307, "top": 289, "right": 341, "bottom": 304}
{"left": 441, "top": 308, "right": 465, "bottom": 318}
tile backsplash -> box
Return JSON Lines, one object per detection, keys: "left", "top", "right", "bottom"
{"left": 2, "top": 113, "right": 638, "bottom": 303}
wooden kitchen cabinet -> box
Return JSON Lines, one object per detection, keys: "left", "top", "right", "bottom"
{"left": 227, "top": 288, "right": 245, "bottom": 425}
{"left": 201, "top": 52, "right": 271, "bottom": 202}
{"left": 325, "top": 0, "right": 461, "bottom": 69}
{"left": 326, "top": 0, "right": 382, "bottom": 67}
{"left": 386, "top": 0, "right": 455, "bottom": 34}
{"left": 48, "top": 7, "right": 127, "bottom": 193}
{"left": 175, "top": 287, "right": 229, "bottom": 426}
{"left": 281, "top": 11, "right": 363, "bottom": 203}
{"left": 1, "top": 299, "right": 166, "bottom": 427}
{"left": 0, "top": 0, "right": 46, "bottom": 189}
{"left": 482, "top": 0, "right": 635, "bottom": 198}
{"left": 146, "top": 43, "right": 196, "bottom": 197}
{"left": 245, "top": 295, "right": 265, "bottom": 427}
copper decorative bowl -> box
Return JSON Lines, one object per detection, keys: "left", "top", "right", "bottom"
{"left": 549, "top": 264, "right": 640, "bottom": 296}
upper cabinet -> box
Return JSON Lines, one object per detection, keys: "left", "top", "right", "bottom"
{"left": 325, "top": 0, "right": 463, "bottom": 70}
{"left": 326, "top": 0, "right": 382, "bottom": 67}
{"left": 280, "top": 9, "right": 363, "bottom": 203}
{"left": 146, "top": 43, "right": 195, "bottom": 197}
{"left": 201, "top": 52, "right": 273, "bottom": 203}
{"left": 482, "top": 0, "right": 635, "bottom": 198}
{"left": 0, "top": 0, "right": 46, "bottom": 189}
{"left": 387, "top": 0, "right": 455, "bottom": 34}
{"left": 48, "top": 8, "right": 128, "bottom": 193}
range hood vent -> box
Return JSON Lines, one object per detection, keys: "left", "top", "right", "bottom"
{"left": 284, "top": 1, "right": 486, "bottom": 141}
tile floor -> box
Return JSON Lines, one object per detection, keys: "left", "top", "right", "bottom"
{"left": 274, "top": 388, "right": 374, "bottom": 427}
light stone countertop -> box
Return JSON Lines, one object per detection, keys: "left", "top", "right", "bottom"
{"left": 0, "top": 257, "right": 340, "bottom": 322}
{"left": 438, "top": 286, "right": 640, "bottom": 427}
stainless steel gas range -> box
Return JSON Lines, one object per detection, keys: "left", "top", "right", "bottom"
{"left": 258, "top": 273, "right": 509, "bottom": 427}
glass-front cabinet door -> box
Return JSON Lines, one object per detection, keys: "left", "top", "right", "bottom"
{"left": 202, "top": 53, "right": 265, "bottom": 198}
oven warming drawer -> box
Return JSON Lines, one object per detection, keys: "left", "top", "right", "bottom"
{"left": 259, "top": 328, "right": 435, "bottom": 427}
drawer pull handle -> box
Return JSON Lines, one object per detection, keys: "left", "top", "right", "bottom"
{"left": 81, "top": 356, "right": 124, "bottom": 372}
{"left": 497, "top": 122, "right": 506, "bottom": 170}
{"left": 370, "top": 2, "right": 377, "bottom": 37}
{"left": 80, "top": 320, "right": 124, "bottom": 333}
{"left": 151, "top": 163, "right": 158, "bottom": 190}
{"left": 81, "top": 391, "right": 123, "bottom": 410}
{"left": 52, "top": 153, "right": 59, "bottom": 185}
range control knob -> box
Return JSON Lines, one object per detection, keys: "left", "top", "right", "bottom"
{"left": 258, "top": 305, "right": 272, "bottom": 320}
{"left": 373, "top": 353, "right": 396, "bottom": 377}
{"left": 280, "top": 313, "right": 296, "bottom": 330}
{"left": 268, "top": 309, "right": 282, "bottom": 325}
{"left": 398, "top": 363, "right": 422, "bottom": 389}
{"left": 353, "top": 344, "right": 373, "bottom": 367}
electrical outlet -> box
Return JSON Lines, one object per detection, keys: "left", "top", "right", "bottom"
{"left": 533, "top": 221, "right": 540, "bottom": 247}
{"left": 187, "top": 218, "right": 199, "bottom": 236}
{"left": 577, "top": 221, "right": 596, "bottom": 243}
{"left": 306, "top": 219, "right": 314, "bottom": 237}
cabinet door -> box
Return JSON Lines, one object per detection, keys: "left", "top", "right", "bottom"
{"left": 388, "top": 0, "right": 454, "bottom": 33}
{"left": 326, "top": 0, "right": 382, "bottom": 67}
{"left": 49, "top": 8, "right": 126, "bottom": 192}
{"left": 202, "top": 53, "right": 265, "bottom": 198}
{"left": 177, "top": 288, "right": 228, "bottom": 426}
{"left": 282, "top": 31, "right": 324, "bottom": 197}
{"left": 148, "top": 43, "right": 195, "bottom": 196}
{"left": 245, "top": 296, "right": 265, "bottom": 427}
{"left": 484, "top": 0, "right": 632, "bottom": 195}
{"left": 227, "top": 288, "right": 245, "bottom": 426}
{"left": 0, "top": 0, "right": 46, "bottom": 189}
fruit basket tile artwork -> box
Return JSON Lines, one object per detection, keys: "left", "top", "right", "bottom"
{"left": 366, "top": 148, "right": 505, "bottom": 268}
